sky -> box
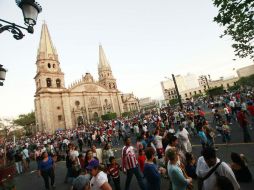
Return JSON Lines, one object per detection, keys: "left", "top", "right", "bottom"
{"left": 0, "top": 0, "right": 253, "bottom": 118}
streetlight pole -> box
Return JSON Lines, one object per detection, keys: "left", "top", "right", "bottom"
{"left": 0, "top": 64, "right": 7, "bottom": 86}
{"left": 204, "top": 75, "right": 210, "bottom": 89}
{"left": 0, "top": 0, "right": 42, "bottom": 40}
{"left": 172, "top": 74, "right": 183, "bottom": 110}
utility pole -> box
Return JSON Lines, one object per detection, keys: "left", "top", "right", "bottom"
{"left": 205, "top": 75, "right": 210, "bottom": 89}
{"left": 172, "top": 74, "right": 183, "bottom": 110}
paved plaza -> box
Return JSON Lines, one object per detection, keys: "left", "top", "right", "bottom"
{"left": 14, "top": 114, "right": 254, "bottom": 190}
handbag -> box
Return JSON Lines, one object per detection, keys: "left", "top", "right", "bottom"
{"left": 197, "top": 161, "right": 222, "bottom": 190}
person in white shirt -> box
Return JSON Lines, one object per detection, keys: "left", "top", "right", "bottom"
{"left": 133, "top": 124, "right": 139, "bottom": 137}
{"left": 142, "top": 124, "right": 148, "bottom": 133}
{"left": 86, "top": 159, "right": 112, "bottom": 190}
{"left": 21, "top": 147, "right": 30, "bottom": 171}
{"left": 154, "top": 130, "right": 163, "bottom": 159}
{"left": 177, "top": 125, "right": 192, "bottom": 153}
{"left": 196, "top": 147, "right": 240, "bottom": 190}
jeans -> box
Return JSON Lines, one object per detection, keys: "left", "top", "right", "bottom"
{"left": 41, "top": 168, "right": 55, "bottom": 189}
{"left": 15, "top": 161, "right": 23, "bottom": 174}
{"left": 125, "top": 167, "right": 147, "bottom": 190}
{"left": 113, "top": 176, "right": 121, "bottom": 190}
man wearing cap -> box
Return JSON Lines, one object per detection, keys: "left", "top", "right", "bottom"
{"left": 122, "top": 137, "right": 147, "bottom": 190}
{"left": 71, "top": 170, "right": 90, "bottom": 190}
{"left": 86, "top": 159, "right": 112, "bottom": 190}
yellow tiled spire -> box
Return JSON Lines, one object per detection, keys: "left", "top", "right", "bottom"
{"left": 98, "top": 44, "right": 111, "bottom": 69}
{"left": 37, "top": 22, "right": 58, "bottom": 60}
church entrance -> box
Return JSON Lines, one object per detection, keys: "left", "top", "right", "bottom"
{"left": 77, "top": 116, "right": 84, "bottom": 126}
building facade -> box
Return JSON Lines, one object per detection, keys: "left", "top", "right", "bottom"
{"left": 236, "top": 64, "right": 254, "bottom": 78}
{"left": 181, "top": 77, "right": 239, "bottom": 99}
{"left": 34, "top": 24, "right": 139, "bottom": 134}
{"left": 161, "top": 74, "right": 199, "bottom": 101}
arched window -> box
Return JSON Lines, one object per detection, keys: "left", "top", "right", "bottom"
{"left": 46, "top": 78, "right": 52, "bottom": 87}
{"left": 56, "top": 79, "right": 61, "bottom": 88}
{"left": 48, "top": 63, "right": 51, "bottom": 68}
{"left": 53, "top": 64, "right": 55, "bottom": 68}
{"left": 109, "top": 83, "right": 111, "bottom": 89}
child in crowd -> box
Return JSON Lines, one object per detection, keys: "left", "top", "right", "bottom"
{"left": 107, "top": 156, "right": 121, "bottom": 190}
{"left": 138, "top": 149, "right": 146, "bottom": 173}
{"left": 222, "top": 121, "right": 231, "bottom": 143}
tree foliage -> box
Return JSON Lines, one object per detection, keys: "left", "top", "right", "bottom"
{"left": 237, "top": 74, "right": 254, "bottom": 86}
{"left": 192, "top": 94, "right": 203, "bottom": 100}
{"left": 169, "top": 99, "right": 179, "bottom": 106}
{"left": 122, "top": 112, "right": 131, "bottom": 118}
{"left": 212, "top": 0, "right": 254, "bottom": 59}
{"left": 13, "top": 112, "right": 35, "bottom": 127}
{"left": 101, "top": 112, "right": 117, "bottom": 121}
{"left": 206, "top": 86, "right": 225, "bottom": 96}
{"left": 227, "top": 84, "right": 240, "bottom": 91}
{"left": 13, "top": 112, "right": 35, "bottom": 135}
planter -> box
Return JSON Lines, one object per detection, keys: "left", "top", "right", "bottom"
{"left": 0, "top": 164, "right": 16, "bottom": 190}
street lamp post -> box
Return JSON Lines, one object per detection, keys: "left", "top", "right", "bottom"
{"left": 164, "top": 89, "right": 170, "bottom": 105}
{"left": 172, "top": 74, "right": 183, "bottom": 110}
{"left": 0, "top": 64, "right": 7, "bottom": 86}
{"left": 204, "top": 75, "right": 210, "bottom": 89}
{"left": 0, "top": 0, "right": 42, "bottom": 40}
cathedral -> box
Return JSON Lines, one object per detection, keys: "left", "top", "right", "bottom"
{"left": 34, "top": 23, "right": 140, "bottom": 134}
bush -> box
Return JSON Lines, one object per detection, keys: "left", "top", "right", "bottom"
{"left": 101, "top": 113, "right": 117, "bottom": 121}
{"left": 227, "top": 84, "right": 240, "bottom": 92}
{"left": 206, "top": 86, "right": 224, "bottom": 97}
{"left": 169, "top": 99, "right": 179, "bottom": 106}
{"left": 122, "top": 112, "right": 131, "bottom": 118}
{"left": 237, "top": 74, "right": 254, "bottom": 87}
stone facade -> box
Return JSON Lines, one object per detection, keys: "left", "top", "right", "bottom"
{"left": 34, "top": 24, "right": 139, "bottom": 134}
{"left": 181, "top": 77, "right": 239, "bottom": 99}
{"left": 236, "top": 64, "right": 254, "bottom": 78}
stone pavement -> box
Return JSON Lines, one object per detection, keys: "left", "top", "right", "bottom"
{"left": 14, "top": 142, "right": 254, "bottom": 190}
{"left": 14, "top": 107, "right": 254, "bottom": 190}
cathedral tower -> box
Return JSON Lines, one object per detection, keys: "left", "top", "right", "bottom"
{"left": 98, "top": 45, "right": 117, "bottom": 90}
{"left": 34, "top": 23, "right": 66, "bottom": 134}
{"left": 34, "top": 23, "right": 65, "bottom": 92}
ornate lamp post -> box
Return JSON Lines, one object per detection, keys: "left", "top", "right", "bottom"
{"left": 0, "top": 64, "right": 7, "bottom": 86}
{"left": 0, "top": 0, "right": 42, "bottom": 40}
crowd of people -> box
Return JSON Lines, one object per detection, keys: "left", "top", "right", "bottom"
{"left": 0, "top": 89, "right": 254, "bottom": 190}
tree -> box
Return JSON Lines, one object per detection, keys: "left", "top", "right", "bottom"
{"left": 101, "top": 113, "right": 117, "bottom": 121}
{"left": 212, "top": 0, "right": 254, "bottom": 59}
{"left": 169, "top": 99, "right": 179, "bottom": 106}
{"left": 237, "top": 74, "right": 254, "bottom": 87}
{"left": 13, "top": 111, "right": 35, "bottom": 135}
{"left": 227, "top": 84, "right": 240, "bottom": 91}
{"left": 206, "top": 86, "right": 225, "bottom": 97}
{"left": 192, "top": 94, "right": 203, "bottom": 100}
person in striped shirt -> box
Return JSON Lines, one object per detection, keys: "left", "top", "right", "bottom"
{"left": 107, "top": 156, "right": 121, "bottom": 190}
{"left": 122, "top": 137, "right": 147, "bottom": 190}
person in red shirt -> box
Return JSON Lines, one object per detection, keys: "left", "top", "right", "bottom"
{"left": 197, "top": 107, "right": 205, "bottom": 117}
{"left": 138, "top": 149, "right": 146, "bottom": 173}
{"left": 247, "top": 102, "right": 254, "bottom": 129}
{"left": 237, "top": 109, "right": 252, "bottom": 143}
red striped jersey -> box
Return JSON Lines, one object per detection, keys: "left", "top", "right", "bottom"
{"left": 107, "top": 163, "right": 120, "bottom": 178}
{"left": 122, "top": 145, "right": 138, "bottom": 170}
